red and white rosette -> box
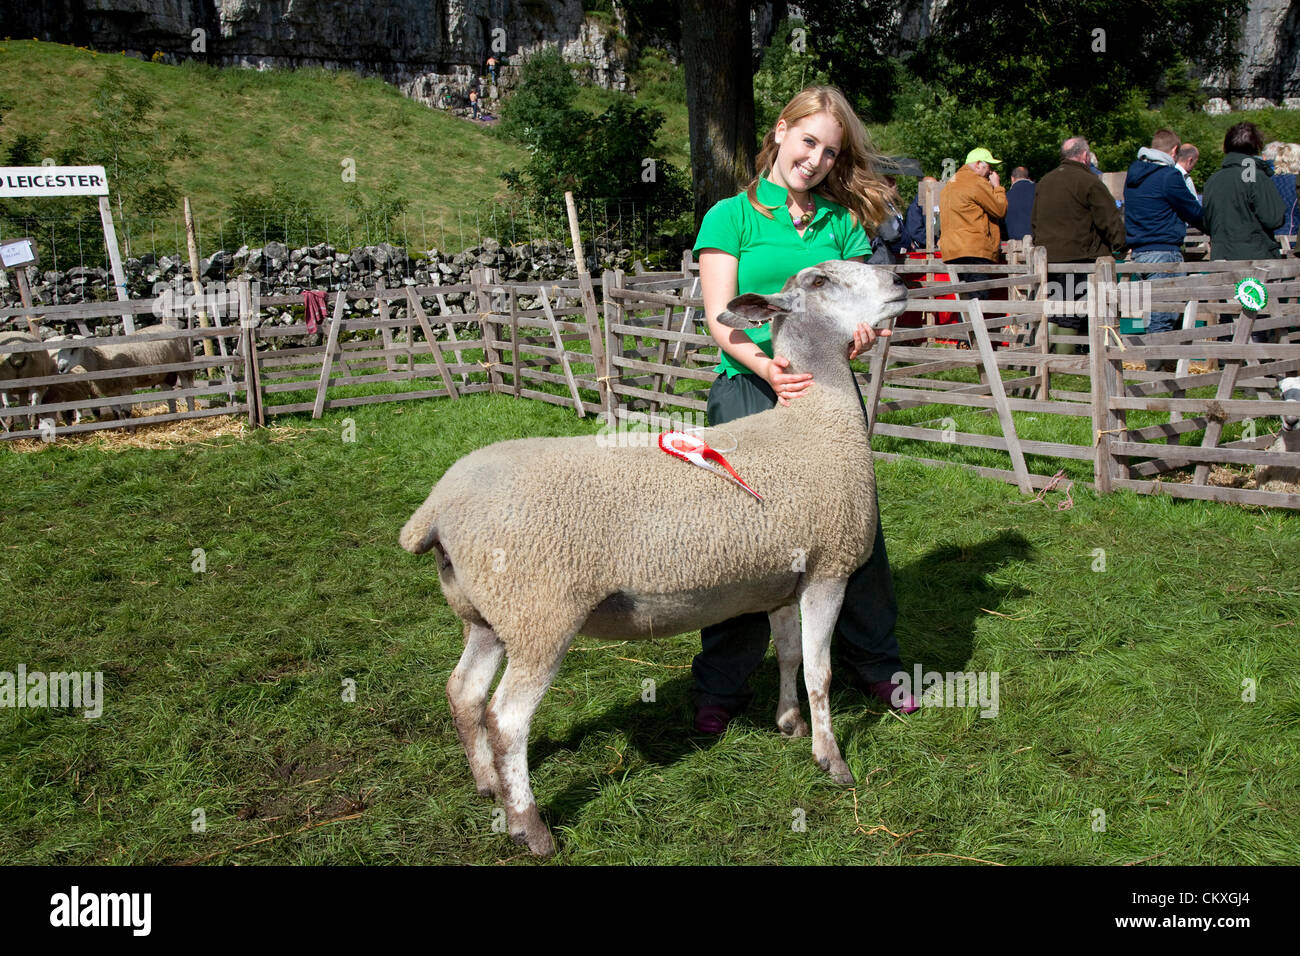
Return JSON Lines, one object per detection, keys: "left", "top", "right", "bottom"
{"left": 658, "top": 430, "right": 763, "bottom": 502}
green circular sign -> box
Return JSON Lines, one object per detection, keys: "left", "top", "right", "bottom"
{"left": 1235, "top": 277, "right": 1268, "bottom": 311}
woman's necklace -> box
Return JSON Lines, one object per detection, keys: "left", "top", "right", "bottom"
{"left": 790, "top": 196, "right": 815, "bottom": 228}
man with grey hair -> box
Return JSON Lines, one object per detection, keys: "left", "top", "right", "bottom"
{"left": 1031, "top": 136, "right": 1126, "bottom": 352}
{"left": 1175, "top": 144, "right": 1200, "bottom": 199}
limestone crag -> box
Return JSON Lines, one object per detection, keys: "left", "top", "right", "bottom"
{"left": 14, "top": 0, "right": 630, "bottom": 96}
{"left": 10, "top": 0, "right": 1298, "bottom": 108}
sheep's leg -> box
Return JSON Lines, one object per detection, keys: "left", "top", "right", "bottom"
{"left": 799, "top": 577, "right": 855, "bottom": 786}
{"left": 770, "top": 605, "right": 809, "bottom": 737}
{"left": 447, "top": 620, "right": 506, "bottom": 798}
{"left": 486, "top": 632, "right": 576, "bottom": 857}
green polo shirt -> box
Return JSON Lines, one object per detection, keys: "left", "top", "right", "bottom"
{"left": 694, "top": 177, "right": 873, "bottom": 378}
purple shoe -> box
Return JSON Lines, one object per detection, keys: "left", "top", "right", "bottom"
{"left": 865, "top": 680, "right": 920, "bottom": 714}
{"left": 694, "top": 705, "right": 734, "bottom": 735}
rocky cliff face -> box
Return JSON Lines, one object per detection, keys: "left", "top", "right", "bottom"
{"left": 6, "top": 0, "right": 1298, "bottom": 108}
{"left": 8, "top": 0, "right": 630, "bottom": 100}
{"left": 1202, "top": 0, "right": 1300, "bottom": 111}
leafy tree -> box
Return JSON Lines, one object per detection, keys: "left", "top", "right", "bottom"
{"left": 797, "top": 0, "right": 912, "bottom": 122}
{"left": 753, "top": 19, "right": 832, "bottom": 135}
{"left": 910, "top": 0, "right": 1241, "bottom": 128}
{"left": 57, "top": 65, "right": 195, "bottom": 225}
{"left": 499, "top": 47, "right": 688, "bottom": 221}
{"left": 680, "top": 0, "right": 755, "bottom": 228}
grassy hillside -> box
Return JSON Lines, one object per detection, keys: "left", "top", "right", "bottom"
{"left": 0, "top": 40, "right": 527, "bottom": 251}
{"left": 4, "top": 36, "right": 1299, "bottom": 254}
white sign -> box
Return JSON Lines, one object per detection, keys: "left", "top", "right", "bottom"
{"left": 0, "top": 165, "right": 109, "bottom": 197}
{"left": 0, "top": 238, "right": 38, "bottom": 269}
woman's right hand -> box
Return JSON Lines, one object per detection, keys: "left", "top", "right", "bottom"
{"left": 761, "top": 355, "right": 814, "bottom": 406}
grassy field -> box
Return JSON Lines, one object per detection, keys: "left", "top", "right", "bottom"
{"left": 6, "top": 36, "right": 1300, "bottom": 254}
{"left": 1, "top": 386, "right": 1297, "bottom": 865}
{"left": 0, "top": 40, "right": 526, "bottom": 249}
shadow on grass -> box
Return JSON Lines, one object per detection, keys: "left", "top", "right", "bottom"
{"left": 531, "top": 528, "right": 1034, "bottom": 829}
{"left": 894, "top": 528, "right": 1034, "bottom": 673}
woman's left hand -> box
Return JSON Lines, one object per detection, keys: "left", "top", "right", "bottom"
{"left": 848, "top": 321, "right": 891, "bottom": 361}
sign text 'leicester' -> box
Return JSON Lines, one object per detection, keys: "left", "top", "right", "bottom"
{"left": 0, "top": 165, "right": 110, "bottom": 197}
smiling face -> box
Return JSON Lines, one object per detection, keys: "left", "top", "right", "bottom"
{"left": 769, "top": 111, "right": 844, "bottom": 195}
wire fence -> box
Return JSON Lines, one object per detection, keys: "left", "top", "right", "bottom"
{"left": 0, "top": 197, "right": 689, "bottom": 280}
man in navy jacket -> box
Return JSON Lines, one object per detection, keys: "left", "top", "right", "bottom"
{"left": 1002, "top": 166, "right": 1035, "bottom": 243}
{"left": 1124, "top": 129, "right": 1204, "bottom": 359}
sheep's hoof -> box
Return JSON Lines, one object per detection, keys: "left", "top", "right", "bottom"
{"left": 508, "top": 804, "right": 555, "bottom": 857}
{"left": 817, "top": 755, "right": 857, "bottom": 787}
{"left": 777, "top": 710, "right": 810, "bottom": 738}
{"left": 476, "top": 783, "right": 498, "bottom": 799}
{"left": 511, "top": 824, "right": 555, "bottom": 858}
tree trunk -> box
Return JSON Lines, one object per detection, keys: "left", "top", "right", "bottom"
{"left": 681, "top": 0, "right": 756, "bottom": 230}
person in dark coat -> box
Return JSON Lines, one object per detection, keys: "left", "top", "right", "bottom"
{"left": 902, "top": 176, "right": 940, "bottom": 251}
{"left": 1032, "top": 136, "right": 1126, "bottom": 351}
{"left": 1202, "top": 122, "right": 1286, "bottom": 261}
{"left": 1123, "top": 129, "right": 1203, "bottom": 365}
{"left": 1002, "top": 166, "right": 1035, "bottom": 242}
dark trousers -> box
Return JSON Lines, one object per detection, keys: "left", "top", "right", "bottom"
{"left": 943, "top": 256, "right": 995, "bottom": 300}
{"left": 1046, "top": 268, "right": 1091, "bottom": 334}
{"left": 692, "top": 372, "right": 903, "bottom": 711}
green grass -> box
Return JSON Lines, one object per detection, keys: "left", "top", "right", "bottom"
{"left": 0, "top": 40, "right": 526, "bottom": 246}
{"left": 1, "top": 389, "right": 1297, "bottom": 864}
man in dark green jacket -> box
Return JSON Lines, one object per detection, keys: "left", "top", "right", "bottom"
{"left": 1203, "top": 122, "right": 1286, "bottom": 260}
{"left": 1032, "top": 136, "right": 1126, "bottom": 350}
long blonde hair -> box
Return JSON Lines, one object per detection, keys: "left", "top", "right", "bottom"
{"left": 745, "top": 86, "right": 896, "bottom": 236}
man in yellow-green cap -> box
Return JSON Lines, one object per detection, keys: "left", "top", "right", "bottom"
{"left": 939, "top": 147, "right": 1008, "bottom": 299}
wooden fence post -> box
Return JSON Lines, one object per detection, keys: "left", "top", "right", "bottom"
{"left": 311, "top": 289, "right": 346, "bottom": 419}
{"left": 377, "top": 280, "right": 396, "bottom": 374}
{"left": 538, "top": 286, "right": 585, "bottom": 416}
{"left": 509, "top": 287, "right": 521, "bottom": 399}
{"left": 1033, "top": 245, "right": 1050, "bottom": 400}
{"left": 603, "top": 269, "right": 625, "bottom": 421}
{"left": 475, "top": 267, "right": 502, "bottom": 393}
{"left": 1089, "top": 257, "right": 1125, "bottom": 492}
{"left": 1192, "top": 310, "right": 1256, "bottom": 486}
{"left": 238, "top": 277, "right": 263, "bottom": 426}
{"left": 967, "top": 299, "right": 1033, "bottom": 493}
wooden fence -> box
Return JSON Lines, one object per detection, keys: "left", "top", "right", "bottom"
{"left": 3, "top": 249, "right": 1298, "bottom": 509}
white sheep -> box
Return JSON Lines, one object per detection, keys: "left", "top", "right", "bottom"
{"left": 0, "top": 330, "right": 56, "bottom": 431}
{"left": 1254, "top": 375, "right": 1300, "bottom": 488}
{"left": 400, "top": 261, "right": 908, "bottom": 856}
{"left": 52, "top": 325, "right": 196, "bottom": 418}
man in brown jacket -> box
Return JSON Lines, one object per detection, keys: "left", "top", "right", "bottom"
{"left": 940, "top": 147, "right": 1008, "bottom": 299}
{"left": 1032, "top": 136, "right": 1126, "bottom": 350}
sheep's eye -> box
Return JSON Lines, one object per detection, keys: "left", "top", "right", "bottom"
{"left": 811, "top": 275, "right": 827, "bottom": 288}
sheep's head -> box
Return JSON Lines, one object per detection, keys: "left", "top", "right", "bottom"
{"left": 0, "top": 333, "right": 40, "bottom": 380}
{"left": 52, "top": 337, "right": 89, "bottom": 374}
{"left": 1281, "top": 375, "right": 1300, "bottom": 432}
{"left": 716, "top": 261, "right": 908, "bottom": 348}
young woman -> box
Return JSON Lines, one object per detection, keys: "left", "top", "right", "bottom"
{"left": 691, "top": 86, "right": 918, "bottom": 734}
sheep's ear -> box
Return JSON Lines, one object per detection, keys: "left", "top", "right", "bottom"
{"left": 717, "top": 291, "right": 801, "bottom": 329}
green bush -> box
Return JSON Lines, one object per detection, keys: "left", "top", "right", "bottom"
{"left": 498, "top": 47, "right": 689, "bottom": 223}
{"left": 753, "top": 19, "right": 832, "bottom": 137}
